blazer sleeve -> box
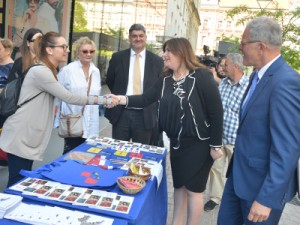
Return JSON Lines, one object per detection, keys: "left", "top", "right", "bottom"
{"left": 32, "top": 66, "right": 87, "bottom": 106}
{"left": 196, "top": 69, "right": 223, "bottom": 146}
{"left": 127, "top": 76, "right": 163, "bottom": 108}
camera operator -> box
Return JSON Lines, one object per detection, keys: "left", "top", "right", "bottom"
{"left": 211, "top": 57, "right": 226, "bottom": 85}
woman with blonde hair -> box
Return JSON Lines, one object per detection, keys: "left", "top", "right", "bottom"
{"left": 112, "top": 37, "right": 223, "bottom": 224}
{"left": 0, "top": 32, "right": 107, "bottom": 187}
{"left": 54, "top": 36, "right": 101, "bottom": 154}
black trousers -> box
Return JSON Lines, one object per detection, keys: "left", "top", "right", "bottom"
{"left": 63, "top": 137, "right": 86, "bottom": 155}
{"left": 7, "top": 153, "right": 33, "bottom": 187}
{"left": 112, "top": 109, "right": 152, "bottom": 145}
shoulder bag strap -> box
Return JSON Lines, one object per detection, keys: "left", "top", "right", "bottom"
{"left": 81, "top": 74, "right": 93, "bottom": 114}
{"left": 17, "top": 64, "right": 43, "bottom": 108}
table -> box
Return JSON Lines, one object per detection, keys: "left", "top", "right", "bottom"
{"left": 4, "top": 142, "right": 168, "bottom": 225}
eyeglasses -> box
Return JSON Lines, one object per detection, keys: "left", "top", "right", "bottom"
{"left": 50, "top": 45, "right": 69, "bottom": 51}
{"left": 81, "top": 50, "right": 95, "bottom": 54}
{"left": 240, "top": 40, "right": 261, "bottom": 47}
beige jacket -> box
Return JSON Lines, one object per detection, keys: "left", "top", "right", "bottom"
{"left": 0, "top": 65, "right": 87, "bottom": 161}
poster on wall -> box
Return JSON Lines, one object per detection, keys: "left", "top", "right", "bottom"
{"left": 7, "top": 0, "right": 71, "bottom": 58}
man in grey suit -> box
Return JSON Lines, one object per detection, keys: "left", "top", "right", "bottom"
{"left": 105, "top": 24, "right": 163, "bottom": 144}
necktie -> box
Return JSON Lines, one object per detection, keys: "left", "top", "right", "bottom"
{"left": 241, "top": 71, "right": 259, "bottom": 116}
{"left": 133, "top": 53, "right": 141, "bottom": 94}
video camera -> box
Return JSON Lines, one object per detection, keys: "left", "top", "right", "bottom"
{"left": 197, "top": 55, "right": 218, "bottom": 69}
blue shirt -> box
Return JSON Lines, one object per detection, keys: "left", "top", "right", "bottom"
{"left": 0, "top": 63, "right": 13, "bottom": 88}
{"left": 219, "top": 75, "right": 249, "bottom": 144}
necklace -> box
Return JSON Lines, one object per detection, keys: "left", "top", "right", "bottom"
{"left": 172, "top": 70, "right": 189, "bottom": 81}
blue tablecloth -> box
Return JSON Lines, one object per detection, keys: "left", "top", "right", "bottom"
{"left": 5, "top": 142, "right": 168, "bottom": 225}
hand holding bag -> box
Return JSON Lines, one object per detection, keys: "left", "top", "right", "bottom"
{"left": 58, "top": 75, "right": 92, "bottom": 138}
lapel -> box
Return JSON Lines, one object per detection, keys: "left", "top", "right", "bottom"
{"left": 122, "top": 49, "right": 131, "bottom": 87}
{"left": 143, "top": 51, "right": 153, "bottom": 91}
{"left": 239, "top": 56, "right": 285, "bottom": 123}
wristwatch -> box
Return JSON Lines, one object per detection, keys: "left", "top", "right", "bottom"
{"left": 212, "top": 147, "right": 222, "bottom": 151}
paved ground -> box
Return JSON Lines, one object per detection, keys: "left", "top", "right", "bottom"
{"left": 1, "top": 85, "right": 300, "bottom": 224}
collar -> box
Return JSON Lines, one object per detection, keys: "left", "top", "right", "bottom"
{"left": 130, "top": 48, "right": 146, "bottom": 58}
{"left": 257, "top": 54, "right": 281, "bottom": 80}
{"left": 75, "top": 60, "right": 97, "bottom": 72}
{"left": 223, "top": 74, "right": 249, "bottom": 86}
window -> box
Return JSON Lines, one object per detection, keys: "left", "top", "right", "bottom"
{"left": 226, "top": 21, "right": 232, "bottom": 29}
{"left": 217, "top": 21, "right": 222, "bottom": 29}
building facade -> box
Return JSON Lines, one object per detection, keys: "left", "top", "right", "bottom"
{"left": 197, "top": 0, "right": 293, "bottom": 55}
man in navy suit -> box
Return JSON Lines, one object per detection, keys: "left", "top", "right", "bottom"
{"left": 218, "top": 16, "right": 300, "bottom": 225}
{"left": 105, "top": 24, "right": 163, "bottom": 144}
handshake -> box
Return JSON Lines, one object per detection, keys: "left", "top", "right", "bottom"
{"left": 97, "top": 94, "right": 127, "bottom": 108}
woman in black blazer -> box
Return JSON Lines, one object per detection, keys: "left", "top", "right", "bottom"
{"left": 111, "top": 38, "right": 223, "bottom": 225}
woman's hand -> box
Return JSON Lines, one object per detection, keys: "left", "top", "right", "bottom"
{"left": 104, "top": 94, "right": 126, "bottom": 108}
{"left": 210, "top": 147, "right": 223, "bottom": 161}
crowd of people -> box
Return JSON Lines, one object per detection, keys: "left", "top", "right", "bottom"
{"left": 0, "top": 16, "right": 300, "bottom": 225}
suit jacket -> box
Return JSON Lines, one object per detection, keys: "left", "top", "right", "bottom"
{"left": 105, "top": 49, "right": 163, "bottom": 129}
{"left": 229, "top": 56, "right": 300, "bottom": 210}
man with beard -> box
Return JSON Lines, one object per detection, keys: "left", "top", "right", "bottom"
{"left": 211, "top": 57, "right": 226, "bottom": 85}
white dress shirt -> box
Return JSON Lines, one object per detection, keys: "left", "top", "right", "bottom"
{"left": 126, "top": 48, "right": 146, "bottom": 95}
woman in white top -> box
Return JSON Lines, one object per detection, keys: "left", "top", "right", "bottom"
{"left": 54, "top": 37, "right": 101, "bottom": 154}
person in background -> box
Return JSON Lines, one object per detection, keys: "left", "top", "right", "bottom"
{"left": 0, "top": 32, "right": 109, "bottom": 187}
{"left": 105, "top": 24, "right": 163, "bottom": 145}
{"left": 0, "top": 38, "right": 14, "bottom": 127}
{"left": 109, "top": 37, "right": 223, "bottom": 225}
{"left": 38, "top": 0, "right": 59, "bottom": 33}
{"left": 204, "top": 53, "right": 249, "bottom": 212}
{"left": 218, "top": 17, "right": 300, "bottom": 224}
{"left": 54, "top": 36, "right": 101, "bottom": 154}
{"left": 8, "top": 28, "right": 43, "bottom": 82}
{"left": 0, "top": 38, "right": 14, "bottom": 166}
{"left": 13, "top": 0, "right": 50, "bottom": 58}
{"left": 211, "top": 57, "right": 226, "bottom": 85}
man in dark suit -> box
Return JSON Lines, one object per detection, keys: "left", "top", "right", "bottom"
{"left": 218, "top": 16, "right": 300, "bottom": 225}
{"left": 105, "top": 24, "right": 163, "bottom": 144}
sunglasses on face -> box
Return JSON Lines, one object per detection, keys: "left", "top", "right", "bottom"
{"left": 81, "top": 50, "right": 95, "bottom": 54}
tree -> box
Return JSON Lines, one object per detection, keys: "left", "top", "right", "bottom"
{"left": 73, "top": 2, "right": 90, "bottom": 32}
{"left": 106, "top": 27, "right": 125, "bottom": 40}
{"left": 225, "top": 2, "right": 300, "bottom": 71}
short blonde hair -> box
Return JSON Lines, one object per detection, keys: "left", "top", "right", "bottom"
{"left": 73, "top": 36, "right": 96, "bottom": 59}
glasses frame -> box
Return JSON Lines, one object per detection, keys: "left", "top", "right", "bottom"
{"left": 50, "top": 45, "right": 69, "bottom": 51}
{"left": 240, "top": 40, "right": 261, "bottom": 47}
{"left": 81, "top": 50, "right": 96, "bottom": 54}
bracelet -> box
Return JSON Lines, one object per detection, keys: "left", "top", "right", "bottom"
{"left": 97, "top": 96, "right": 104, "bottom": 105}
{"left": 88, "top": 95, "right": 96, "bottom": 105}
